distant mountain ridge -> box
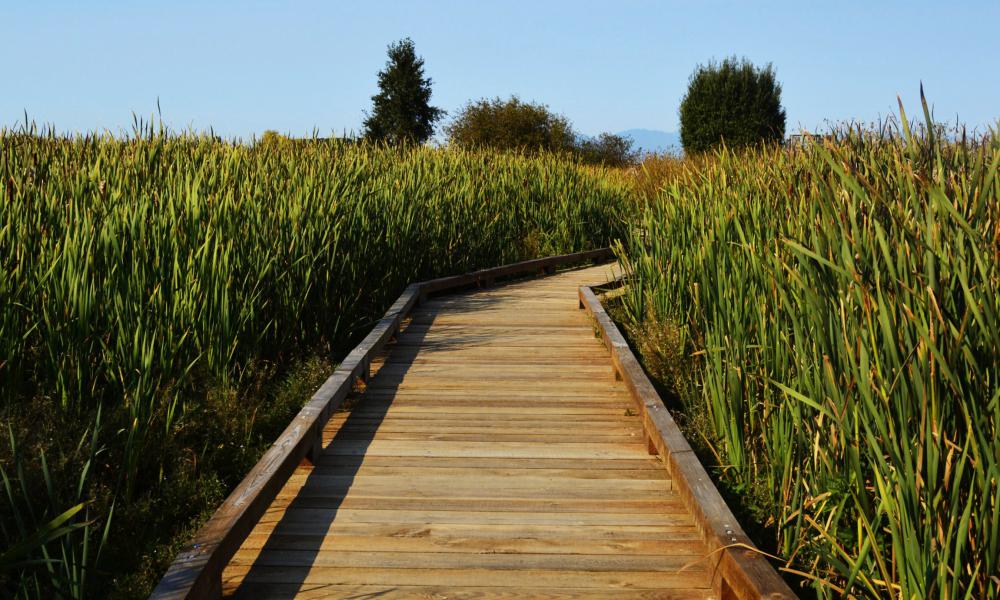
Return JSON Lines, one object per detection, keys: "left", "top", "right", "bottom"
{"left": 616, "top": 129, "right": 681, "bottom": 154}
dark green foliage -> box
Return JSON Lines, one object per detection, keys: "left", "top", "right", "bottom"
{"left": 575, "top": 133, "right": 639, "bottom": 168}
{"left": 363, "top": 38, "right": 444, "bottom": 144}
{"left": 445, "top": 96, "right": 576, "bottom": 152}
{"left": 446, "top": 97, "right": 637, "bottom": 167}
{"left": 679, "top": 57, "right": 786, "bottom": 154}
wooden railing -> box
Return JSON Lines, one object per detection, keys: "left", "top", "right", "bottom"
{"left": 149, "top": 248, "right": 614, "bottom": 600}
{"left": 578, "top": 282, "right": 797, "bottom": 600}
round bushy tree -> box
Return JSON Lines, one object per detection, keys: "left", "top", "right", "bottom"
{"left": 679, "top": 57, "right": 786, "bottom": 154}
{"left": 445, "top": 96, "right": 576, "bottom": 152}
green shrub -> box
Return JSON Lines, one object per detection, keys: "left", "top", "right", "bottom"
{"left": 575, "top": 133, "right": 638, "bottom": 168}
{"left": 445, "top": 96, "right": 576, "bottom": 152}
{"left": 447, "top": 97, "right": 638, "bottom": 167}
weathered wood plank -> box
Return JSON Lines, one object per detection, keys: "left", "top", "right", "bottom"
{"left": 245, "top": 521, "right": 703, "bottom": 541}
{"left": 323, "top": 431, "right": 644, "bottom": 444}
{"left": 299, "top": 463, "right": 665, "bottom": 480}
{"left": 253, "top": 508, "right": 696, "bottom": 527}
{"left": 222, "top": 565, "right": 709, "bottom": 589}
{"left": 228, "top": 549, "right": 705, "bottom": 571}
{"left": 310, "top": 455, "right": 664, "bottom": 471}
{"left": 266, "top": 496, "right": 684, "bottom": 514}
{"left": 159, "top": 254, "right": 790, "bottom": 599}
{"left": 153, "top": 251, "right": 624, "bottom": 599}
{"left": 224, "top": 584, "right": 709, "bottom": 600}
{"left": 235, "top": 532, "right": 704, "bottom": 555}
{"left": 276, "top": 473, "right": 674, "bottom": 496}
{"left": 323, "top": 420, "right": 644, "bottom": 436}
{"left": 320, "top": 440, "right": 653, "bottom": 459}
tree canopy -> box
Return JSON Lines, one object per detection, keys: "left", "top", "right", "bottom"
{"left": 445, "top": 96, "right": 637, "bottom": 166}
{"left": 679, "top": 57, "right": 786, "bottom": 154}
{"left": 363, "top": 38, "right": 444, "bottom": 145}
{"left": 445, "top": 96, "right": 575, "bottom": 152}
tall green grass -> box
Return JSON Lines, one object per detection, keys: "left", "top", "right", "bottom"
{"left": 0, "top": 125, "right": 631, "bottom": 597}
{"left": 619, "top": 106, "right": 999, "bottom": 598}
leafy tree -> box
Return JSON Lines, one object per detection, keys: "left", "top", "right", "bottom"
{"left": 257, "top": 130, "right": 290, "bottom": 148}
{"left": 575, "top": 133, "right": 638, "bottom": 167}
{"left": 363, "top": 38, "right": 444, "bottom": 144}
{"left": 445, "top": 96, "right": 576, "bottom": 152}
{"left": 679, "top": 57, "right": 786, "bottom": 154}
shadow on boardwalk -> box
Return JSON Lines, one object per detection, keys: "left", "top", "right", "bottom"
{"left": 229, "top": 294, "right": 511, "bottom": 598}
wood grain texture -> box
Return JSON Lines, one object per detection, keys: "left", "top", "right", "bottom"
{"left": 151, "top": 249, "right": 622, "bottom": 600}
{"left": 157, "top": 251, "right": 788, "bottom": 599}
{"left": 213, "top": 262, "right": 721, "bottom": 598}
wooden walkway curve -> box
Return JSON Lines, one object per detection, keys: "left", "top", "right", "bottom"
{"left": 223, "top": 263, "right": 719, "bottom": 598}
{"left": 153, "top": 251, "right": 796, "bottom": 600}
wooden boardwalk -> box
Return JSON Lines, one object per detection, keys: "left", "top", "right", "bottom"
{"left": 220, "top": 264, "right": 716, "bottom": 598}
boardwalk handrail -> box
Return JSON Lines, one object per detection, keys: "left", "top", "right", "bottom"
{"left": 150, "top": 248, "right": 614, "bottom": 600}
{"left": 578, "top": 282, "right": 797, "bottom": 600}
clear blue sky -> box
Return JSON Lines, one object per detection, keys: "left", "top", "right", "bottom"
{"left": 4, "top": 1, "right": 998, "bottom": 139}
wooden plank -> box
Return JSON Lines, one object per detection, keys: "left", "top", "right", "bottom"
{"left": 323, "top": 419, "right": 645, "bottom": 436}
{"left": 422, "top": 300, "right": 592, "bottom": 312}
{"left": 378, "top": 344, "right": 608, "bottom": 358}
{"left": 250, "top": 521, "right": 702, "bottom": 541}
{"left": 410, "top": 309, "right": 590, "bottom": 319}
{"left": 236, "top": 532, "right": 705, "bottom": 555}
{"left": 343, "top": 410, "right": 635, "bottom": 421}
{"left": 320, "top": 440, "right": 653, "bottom": 459}
{"left": 367, "top": 373, "right": 617, "bottom": 385}
{"left": 408, "top": 316, "right": 591, "bottom": 327}
{"left": 325, "top": 411, "right": 639, "bottom": 423}
{"left": 372, "top": 363, "right": 611, "bottom": 376}
{"left": 299, "top": 464, "right": 666, "bottom": 480}
{"left": 323, "top": 431, "right": 644, "bottom": 444}
{"left": 223, "top": 583, "right": 709, "bottom": 599}
{"left": 279, "top": 473, "right": 673, "bottom": 495}
{"left": 391, "top": 336, "right": 598, "bottom": 348}
{"left": 267, "top": 496, "right": 683, "bottom": 514}
{"left": 356, "top": 388, "right": 630, "bottom": 400}
{"left": 228, "top": 549, "right": 705, "bottom": 571}
{"left": 255, "top": 508, "right": 695, "bottom": 527}
{"left": 222, "top": 566, "right": 708, "bottom": 590}
{"left": 340, "top": 398, "right": 631, "bottom": 410}
{"left": 374, "top": 356, "right": 610, "bottom": 366}
{"left": 364, "top": 380, "right": 625, "bottom": 392}
{"left": 323, "top": 423, "right": 643, "bottom": 438}
{"left": 310, "top": 456, "right": 664, "bottom": 471}
{"left": 346, "top": 393, "right": 629, "bottom": 404}
{"left": 326, "top": 421, "right": 639, "bottom": 433}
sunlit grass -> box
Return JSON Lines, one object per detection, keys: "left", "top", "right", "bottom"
{"left": 618, "top": 102, "right": 999, "bottom": 598}
{"left": 0, "top": 125, "right": 631, "bottom": 597}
